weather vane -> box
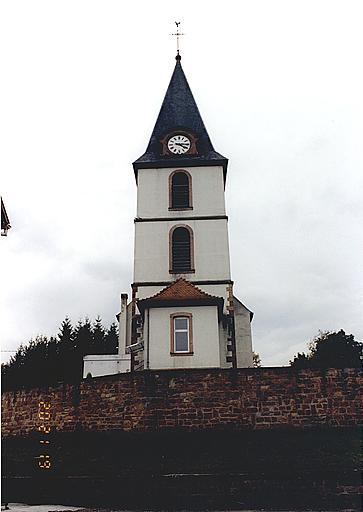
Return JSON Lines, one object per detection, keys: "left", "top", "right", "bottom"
{"left": 171, "top": 21, "right": 185, "bottom": 58}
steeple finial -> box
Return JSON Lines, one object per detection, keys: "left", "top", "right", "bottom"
{"left": 171, "top": 21, "right": 184, "bottom": 60}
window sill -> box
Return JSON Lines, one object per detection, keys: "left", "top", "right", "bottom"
{"left": 170, "top": 352, "right": 194, "bottom": 356}
{"left": 169, "top": 269, "right": 195, "bottom": 274}
{"left": 168, "top": 207, "right": 193, "bottom": 211}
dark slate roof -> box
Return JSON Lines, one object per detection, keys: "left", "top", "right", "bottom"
{"left": 133, "top": 56, "right": 228, "bottom": 181}
{"left": 1, "top": 197, "right": 11, "bottom": 236}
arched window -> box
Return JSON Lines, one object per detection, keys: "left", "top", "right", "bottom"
{"left": 169, "top": 171, "right": 192, "bottom": 209}
{"left": 170, "top": 226, "right": 194, "bottom": 273}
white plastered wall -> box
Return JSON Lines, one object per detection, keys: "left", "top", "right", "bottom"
{"left": 134, "top": 219, "right": 231, "bottom": 283}
{"left": 146, "top": 305, "right": 220, "bottom": 369}
{"left": 137, "top": 166, "right": 226, "bottom": 218}
{"left": 134, "top": 165, "right": 231, "bottom": 284}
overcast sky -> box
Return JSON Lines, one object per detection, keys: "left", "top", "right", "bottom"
{"left": 1, "top": 0, "right": 362, "bottom": 366}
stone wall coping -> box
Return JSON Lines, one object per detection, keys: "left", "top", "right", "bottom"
{"left": 1, "top": 366, "right": 361, "bottom": 394}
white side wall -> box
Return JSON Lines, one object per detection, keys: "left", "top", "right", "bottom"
{"left": 137, "top": 166, "right": 226, "bottom": 218}
{"left": 219, "top": 320, "right": 229, "bottom": 368}
{"left": 83, "top": 354, "right": 131, "bottom": 378}
{"left": 146, "top": 305, "right": 220, "bottom": 369}
{"left": 118, "top": 294, "right": 128, "bottom": 355}
{"left": 234, "top": 296, "right": 253, "bottom": 367}
{"left": 126, "top": 301, "right": 132, "bottom": 347}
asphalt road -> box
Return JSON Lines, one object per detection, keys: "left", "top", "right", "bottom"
{"left": 1, "top": 505, "right": 347, "bottom": 512}
{"left": 1, "top": 505, "right": 81, "bottom": 512}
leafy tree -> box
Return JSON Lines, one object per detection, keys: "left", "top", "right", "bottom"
{"left": 289, "top": 352, "right": 309, "bottom": 368}
{"left": 252, "top": 351, "right": 262, "bottom": 368}
{"left": 290, "top": 330, "right": 362, "bottom": 369}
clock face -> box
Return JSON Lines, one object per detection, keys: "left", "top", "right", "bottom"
{"left": 167, "top": 134, "right": 191, "bottom": 154}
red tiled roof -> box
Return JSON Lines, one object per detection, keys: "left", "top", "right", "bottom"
{"left": 146, "top": 278, "right": 219, "bottom": 301}
{"left": 137, "top": 278, "right": 224, "bottom": 314}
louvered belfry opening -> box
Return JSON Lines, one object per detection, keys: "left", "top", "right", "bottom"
{"left": 171, "top": 172, "right": 190, "bottom": 208}
{"left": 172, "top": 227, "right": 192, "bottom": 272}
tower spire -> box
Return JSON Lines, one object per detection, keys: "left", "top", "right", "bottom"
{"left": 133, "top": 39, "right": 228, "bottom": 181}
{"left": 171, "top": 21, "right": 184, "bottom": 60}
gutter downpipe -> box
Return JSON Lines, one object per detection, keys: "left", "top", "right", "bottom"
{"left": 146, "top": 308, "right": 150, "bottom": 370}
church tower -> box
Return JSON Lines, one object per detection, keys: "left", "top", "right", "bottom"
{"left": 83, "top": 53, "right": 253, "bottom": 378}
{"left": 127, "top": 53, "right": 253, "bottom": 371}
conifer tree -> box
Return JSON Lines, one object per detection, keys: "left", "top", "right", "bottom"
{"left": 1, "top": 316, "right": 120, "bottom": 389}
{"left": 72, "top": 318, "right": 93, "bottom": 381}
{"left": 74, "top": 318, "right": 93, "bottom": 354}
{"left": 58, "top": 316, "right": 74, "bottom": 345}
{"left": 24, "top": 336, "right": 48, "bottom": 387}
{"left": 58, "top": 317, "right": 74, "bottom": 381}
{"left": 92, "top": 316, "right": 105, "bottom": 354}
{"left": 45, "top": 336, "right": 60, "bottom": 385}
{"left": 104, "top": 322, "right": 119, "bottom": 354}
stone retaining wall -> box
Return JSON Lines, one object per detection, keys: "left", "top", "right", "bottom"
{"left": 2, "top": 367, "right": 362, "bottom": 436}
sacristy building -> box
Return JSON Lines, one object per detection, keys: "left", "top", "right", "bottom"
{"left": 83, "top": 54, "right": 253, "bottom": 377}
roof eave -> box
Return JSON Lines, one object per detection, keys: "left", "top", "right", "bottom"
{"left": 137, "top": 297, "right": 224, "bottom": 316}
